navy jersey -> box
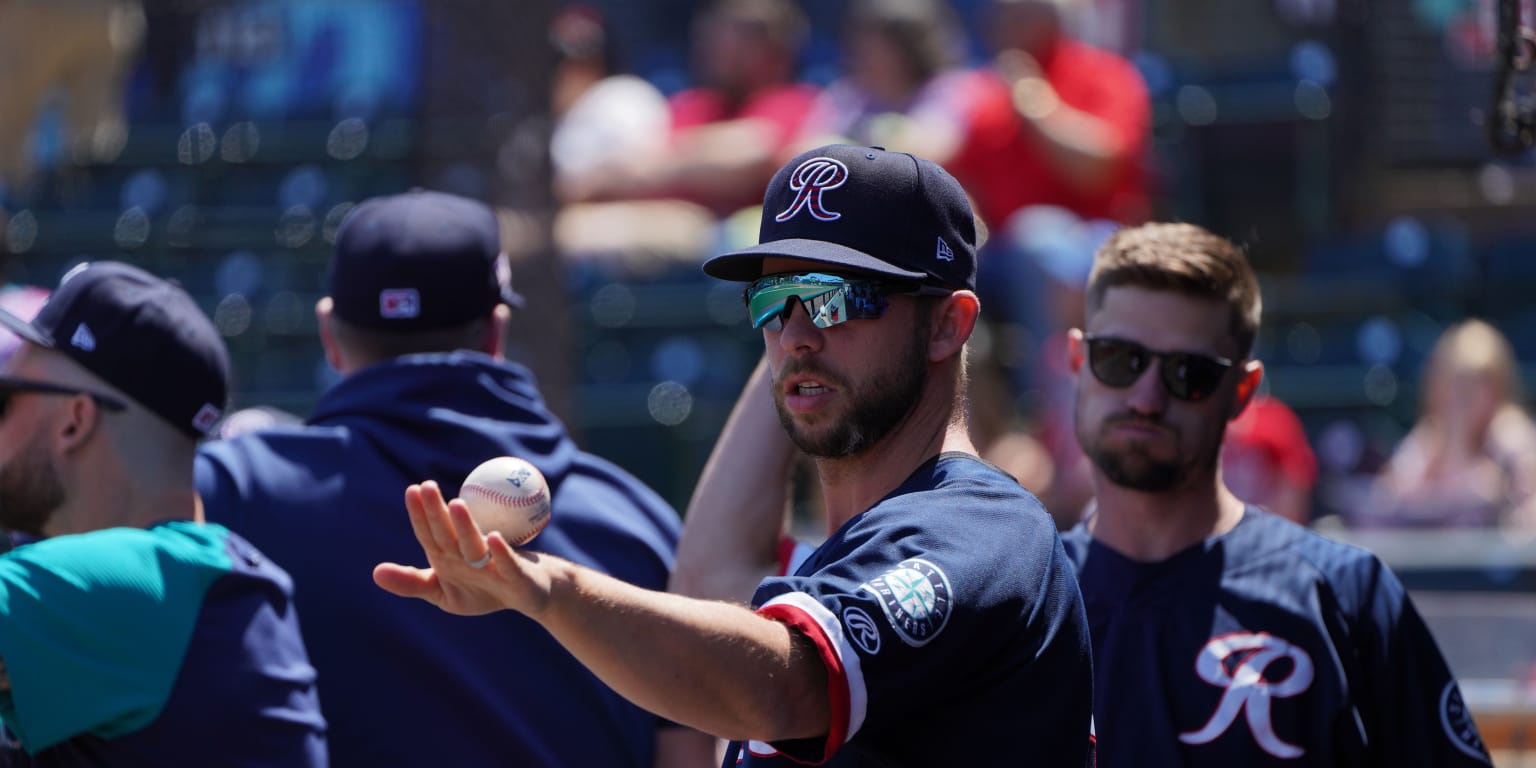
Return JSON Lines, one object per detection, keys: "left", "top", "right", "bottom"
{"left": 197, "top": 352, "right": 680, "bottom": 768}
{"left": 725, "top": 453, "right": 1093, "bottom": 767}
{"left": 1062, "top": 507, "right": 1491, "bottom": 767}
{"left": 0, "top": 522, "right": 327, "bottom": 766}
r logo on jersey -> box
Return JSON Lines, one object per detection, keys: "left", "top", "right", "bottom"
{"left": 1179, "top": 632, "right": 1314, "bottom": 759}
{"left": 860, "top": 558, "right": 951, "bottom": 647}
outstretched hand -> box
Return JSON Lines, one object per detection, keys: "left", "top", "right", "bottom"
{"left": 373, "top": 480, "right": 555, "bottom": 617}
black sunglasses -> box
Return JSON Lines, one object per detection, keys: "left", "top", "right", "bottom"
{"left": 1083, "top": 335, "right": 1235, "bottom": 403}
{"left": 0, "top": 377, "right": 129, "bottom": 417}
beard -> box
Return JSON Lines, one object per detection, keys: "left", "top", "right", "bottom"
{"left": 1078, "top": 412, "right": 1227, "bottom": 493}
{"left": 774, "top": 333, "right": 930, "bottom": 459}
{"left": 0, "top": 438, "right": 65, "bottom": 538}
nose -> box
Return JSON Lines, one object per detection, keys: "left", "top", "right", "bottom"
{"left": 1122, "top": 359, "right": 1169, "bottom": 417}
{"left": 771, "top": 298, "right": 824, "bottom": 356}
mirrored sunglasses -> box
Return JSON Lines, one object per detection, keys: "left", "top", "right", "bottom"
{"left": 744, "top": 272, "right": 948, "bottom": 331}
{"left": 1084, "top": 335, "right": 1235, "bottom": 403}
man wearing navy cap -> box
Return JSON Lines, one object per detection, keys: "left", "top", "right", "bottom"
{"left": 196, "top": 189, "right": 684, "bottom": 768}
{"left": 373, "top": 148, "right": 1093, "bottom": 767}
{"left": 0, "top": 261, "right": 327, "bottom": 764}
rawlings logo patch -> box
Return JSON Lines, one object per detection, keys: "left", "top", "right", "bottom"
{"left": 859, "top": 558, "right": 951, "bottom": 647}
{"left": 843, "top": 606, "right": 881, "bottom": 656}
{"left": 775, "top": 157, "right": 848, "bottom": 223}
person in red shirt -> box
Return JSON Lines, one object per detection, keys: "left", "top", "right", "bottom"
{"left": 952, "top": 0, "right": 1152, "bottom": 230}
{"left": 570, "top": 0, "right": 818, "bottom": 218}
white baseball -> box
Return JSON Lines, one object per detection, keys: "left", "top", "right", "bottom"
{"left": 459, "top": 456, "right": 552, "bottom": 547}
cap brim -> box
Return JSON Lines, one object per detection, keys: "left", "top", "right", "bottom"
{"left": 703, "top": 238, "right": 930, "bottom": 283}
{"left": 502, "top": 288, "right": 527, "bottom": 310}
{"left": 0, "top": 307, "right": 52, "bottom": 347}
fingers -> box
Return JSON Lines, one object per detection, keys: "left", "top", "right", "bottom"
{"left": 416, "top": 480, "right": 460, "bottom": 556}
{"left": 448, "top": 498, "right": 491, "bottom": 565}
{"left": 373, "top": 563, "right": 439, "bottom": 600}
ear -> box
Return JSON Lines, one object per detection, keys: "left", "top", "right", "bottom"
{"left": 315, "top": 297, "right": 346, "bottom": 373}
{"left": 56, "top": 393, "right": 103, "bottom": 456}
{"left": 928, "top": 291, "right": 980, "bottom": 363}
{"left": 1066, "top": 328, "right": 1086, "bottom": 374}
{"left": 485, "top": 303, "right": 510, "bottom": 359}
{"left": 1230, "top": 359, "right": 1264, "bottom": 420}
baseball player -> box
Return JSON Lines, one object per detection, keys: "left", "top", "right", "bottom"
{"left": 196, "top": 190, "right": 683, "bottom": 768}
{"left": 1062, "top": 222, "right": 1491, "bottom": 765}
{"left": 374, "top": 145, "right": 1094, "bottom": 767}
{"left": 0, "top": 262, "right": 327, "bottom": 764}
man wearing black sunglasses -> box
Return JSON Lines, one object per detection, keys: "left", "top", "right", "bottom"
{"left": 1062, "top": 222, "right": 1489, "bottom": 766}
{"left": 373, "top": 145, "right": 1093, "bottom": 768}
{"left": 0, "top": 261, "right": 327, "bottom": 763}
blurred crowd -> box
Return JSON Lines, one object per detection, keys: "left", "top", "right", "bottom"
{"left": 1, "top": 0, "right": 1533, "bottom": 536}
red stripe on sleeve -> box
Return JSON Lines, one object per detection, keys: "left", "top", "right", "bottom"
{"left": 757, "top": 601, "right": 850, "bottom": 764}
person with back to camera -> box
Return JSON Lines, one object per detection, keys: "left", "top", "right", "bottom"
{"left": 371, "top": 145, "right": 1094, "bottom": 767}
{"left": 1060, "top": 222, "right": 1490, "bottom": 765}
{"left": 0, "top": 261, "right": 327, "bottom": 764}
{"left": 195, "top": 190, "right": 684, "bottom": 768}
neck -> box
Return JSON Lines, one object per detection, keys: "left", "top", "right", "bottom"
{"left": 814, "top": 383, "right": 974, "bottom": 531}
{"left": 47, "top": 454, "right": 202, "bottom": 538}
{"left": 1086, "top": 469, "right": 1246, "bottom": 562}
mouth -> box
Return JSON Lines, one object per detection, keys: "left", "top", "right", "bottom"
{"left": 779, "top": 371, "right": 839, "bottom": 414}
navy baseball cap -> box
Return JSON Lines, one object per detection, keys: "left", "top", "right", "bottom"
{"left": 329, "top": 190, "right": 524, "bottom": 332}
{"left": 0, "top": 261, "right": 229, "bottom": 438}
{"left": 703, "top": 144, "right": 978, "bottom": 291}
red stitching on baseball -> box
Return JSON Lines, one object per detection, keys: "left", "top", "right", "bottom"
{"left": 464, "top": 484, "right": 547, "bottom": 508}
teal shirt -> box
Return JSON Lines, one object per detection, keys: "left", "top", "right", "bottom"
{"left": 0, "top": 522, "right": 327, "bottom": 764}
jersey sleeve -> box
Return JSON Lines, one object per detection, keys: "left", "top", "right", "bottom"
{"left": 0, "top": 529, "right": 226, "bottom": 752}
{"left": 745, "top": 494, "right": 1070, "bottom": 762}
{"left": 1353, "top": 559, "right": 1492, "bottom": 765}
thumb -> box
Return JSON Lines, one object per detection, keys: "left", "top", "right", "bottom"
{"left": 373, "top": 563, "right": 440, "bottom": 600}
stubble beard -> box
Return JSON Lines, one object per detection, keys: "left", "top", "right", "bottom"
{"left": 775, "top": 336, "right": 930, "bottom": 459}
{"left": 1078, "top": 412, "right": 1228, "bottom": 494}
{"left": 0, "top": 440, "right": 65, "bottom": 538}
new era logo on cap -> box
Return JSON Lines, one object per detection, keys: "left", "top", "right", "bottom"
{"left": 70, "top": 323, "right": 97, "bottom": 351}
{"left": 936, "top": 237, "right": 955, "bottom": 262}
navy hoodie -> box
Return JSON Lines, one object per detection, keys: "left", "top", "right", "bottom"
{"left": 196, "top": 352, "right": 681, "bottom": 768}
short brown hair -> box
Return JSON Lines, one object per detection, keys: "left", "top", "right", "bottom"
{"left": 1084, "top": 223, "right": 1262, "bottom": 357}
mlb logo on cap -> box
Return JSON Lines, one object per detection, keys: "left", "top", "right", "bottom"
{"left": 379, "top": 289, "right": 421, "bottom": 319}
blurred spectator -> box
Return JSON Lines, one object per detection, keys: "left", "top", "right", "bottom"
{"left": 0, "top": 0, "right": 145, "bottom": 195}
{"left": 564, "top": 0, "right": 815, "bottom": 215}
{"left": 196, "top": 191, "right": 684, "bottom": 768}
{"left": 0, "top": 284, "right": 50, "bottom": 366}
{"left": 549, "top": 4, "right": 671, "bottom": 206}
{"left": 952, "top": 0, "right": 1151, "bottom": 230}
{"left": 1366, "top": 319, "right": 1536, "bottom": 529}
{"left": 795, "top": 0, "right": 977, "bottom": 164}
{"left": 1221, "top": 393, "right": 1319, "bottom": 526}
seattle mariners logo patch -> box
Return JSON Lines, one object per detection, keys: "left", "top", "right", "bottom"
{"left": 1440, "top": 681, "right": 1491, "bottom": 762}
{"left": 860, "top": 558, "right": 951, "bottom": 647}
{"left": 775, "top": 157, "right": 848, "bottom": 223}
